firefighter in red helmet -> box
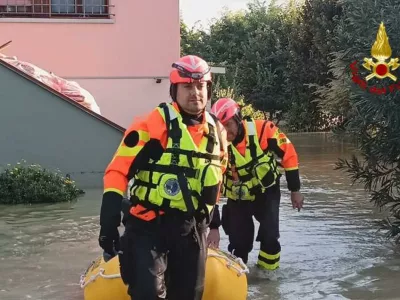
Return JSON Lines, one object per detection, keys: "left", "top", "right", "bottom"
{"left": 209, "top": 97, "right": 304, "bottom": 277}
{"left": 98, "top": 55, "right": 228, "bottom": 299}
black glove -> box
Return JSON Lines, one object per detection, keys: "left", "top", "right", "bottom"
{"left": 99, "top": 192, "right": 123, "bottom": 260}
{"left": 99, "top": 226, "right": 120, "bottom": 260}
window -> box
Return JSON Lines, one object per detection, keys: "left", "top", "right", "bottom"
{"left": 0, "top": 0, "right": 112, "bottom": 18}
{"left": 51, "top": 0, "right": 75, "bottom": 14}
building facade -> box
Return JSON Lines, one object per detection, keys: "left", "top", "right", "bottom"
{"left": 0, "top": 0, "right": 180, "bottom": 128}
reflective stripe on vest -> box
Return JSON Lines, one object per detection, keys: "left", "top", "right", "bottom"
{"left": 130, "top": 102, "right": 223, "bottom": 216}
{"left": 223, "top": 118, "right": 278, "bottom": 201}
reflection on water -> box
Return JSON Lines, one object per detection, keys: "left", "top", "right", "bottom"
{"left": 1, "top": 133, "right": 400, "bottom": 300}
{"left": 0, "top": 190, "right": 102, "bottom": 300}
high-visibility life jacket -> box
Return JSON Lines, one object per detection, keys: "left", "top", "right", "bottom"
{"left": 223, "top": 118, "right": 279, "bottom": 201}
{"left": 130, "top": 102, "right": 224, "bottom": 218}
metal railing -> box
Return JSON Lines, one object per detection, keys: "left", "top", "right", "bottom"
{"left": 0, "top": 0, "right": 114, "bottom": 18}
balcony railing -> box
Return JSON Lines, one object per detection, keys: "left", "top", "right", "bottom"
{"left": 0, "top": 0, "right": 114, "bottom": 18}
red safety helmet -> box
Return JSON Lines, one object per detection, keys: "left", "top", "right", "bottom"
{"left": 170, "top": 55, "right": 212, "bottom": 84}
{"left": 211, "top": 98, "right": 241, "bottom": 124}
{"left": 169, "top": 55, "right": 212, "bottom": 101}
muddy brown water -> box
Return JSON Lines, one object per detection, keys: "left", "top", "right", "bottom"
{"left": 1, "top": 133, "right": 399, "bottom": 300}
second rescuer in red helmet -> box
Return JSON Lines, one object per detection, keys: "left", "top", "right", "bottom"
{"left": 210, "top": 97, "right": 304, "bottom": 276}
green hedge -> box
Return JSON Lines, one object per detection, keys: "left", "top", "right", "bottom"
{"left": 0, "top": 160, "right": 84, "bottom": 205}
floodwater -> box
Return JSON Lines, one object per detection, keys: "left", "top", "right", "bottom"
{"left": 1, "top": 133, "right": 400, "bottom": 300}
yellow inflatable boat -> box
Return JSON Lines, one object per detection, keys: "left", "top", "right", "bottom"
{"left": 80, "top": 248, "right": 248, "bottom": 300}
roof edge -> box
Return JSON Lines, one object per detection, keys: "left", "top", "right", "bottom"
{"left": 0, "top": 59, "right": 126, "bottom": 133}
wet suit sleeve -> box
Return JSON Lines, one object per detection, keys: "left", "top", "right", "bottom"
{"left": 209, "top": 205, "right": 221, "bottom": 229}
{"left": 256, "top": 120, "right": 301, "bottom": 192}
{"left": 100, "top": 109, "right": 166, "bottom": 230}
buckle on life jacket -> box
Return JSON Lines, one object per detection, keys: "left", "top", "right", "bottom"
{"left": 232, "top": 184, "right": 250, "bottom": 200}
{"left": 129, "top": 204, "right": 165, "bottom": 221}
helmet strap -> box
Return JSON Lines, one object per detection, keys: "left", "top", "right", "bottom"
{"left": 234, "top": 110, "right": 243, "bottom": 122}
{"left": 169, "top": 84, "right": 177, "bottom": 101}
{"left": 232, "top": 119, "right": 245, "bottom": 145}
{"left": 207, "top": 82, "right": 212, "bottom": 101}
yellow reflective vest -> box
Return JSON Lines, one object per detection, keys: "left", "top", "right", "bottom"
{"left": 223, "top": 118, "right": 278, "bottom": 201}
{"left": 130, "top": 102, "right": 224, "bottom": 216}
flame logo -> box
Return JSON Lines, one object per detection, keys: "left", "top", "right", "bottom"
{"left": 362, "top": 22, "right": 399, "bottom": 81}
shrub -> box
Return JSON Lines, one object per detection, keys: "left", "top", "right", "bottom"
{"left": 0, "top": 160, "right": 85, "bottom": 205}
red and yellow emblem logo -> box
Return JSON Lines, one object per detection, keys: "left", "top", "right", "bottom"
{"left": 351, "top": 22, "right": 400, "bottom": 94}
{"left": 362, "top": 22, "right": 399, "bottom": 81}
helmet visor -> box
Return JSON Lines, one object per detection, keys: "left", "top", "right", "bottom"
{"left": 171, "top": 63, "right": 211, "bottom": 80}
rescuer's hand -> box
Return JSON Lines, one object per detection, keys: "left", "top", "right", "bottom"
{"left": 207, "top": 228, "right": 220, "bottom": 249}
{"left": 98, "top": 226, "right": 120, "bottom": 261}
{"left": 291, "top": 191, "right": 304, "bottom": 212}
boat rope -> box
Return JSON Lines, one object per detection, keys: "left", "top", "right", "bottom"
{"left": 79, "top": 268, "right": 121, "bottom": 289}
{"left": 207, "top": 250, "right": 249, "bottom": 276}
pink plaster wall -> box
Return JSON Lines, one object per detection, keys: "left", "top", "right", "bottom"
{"left": 0, "top": 0, "right": 180, "bottom": 127}
{"left": 73, "top": 78, "right": 171, "bottom": 128}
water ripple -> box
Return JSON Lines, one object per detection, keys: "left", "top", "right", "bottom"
{"left": 1, "top": 134, "right": 400, "bottom": 300}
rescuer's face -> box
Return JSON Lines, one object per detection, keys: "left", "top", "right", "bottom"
{"left": 223, "top": 118, "right": 239, "bottom": 142}
{"left": 176, "top": 81, "right": 208, "bottom": 115}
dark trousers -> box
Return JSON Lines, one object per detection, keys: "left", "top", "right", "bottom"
{"left": 222, "top": 182, "right": 281, "bottom": 269}
{"left": 119, "top": 214, "right": 207, "bottom": 300}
